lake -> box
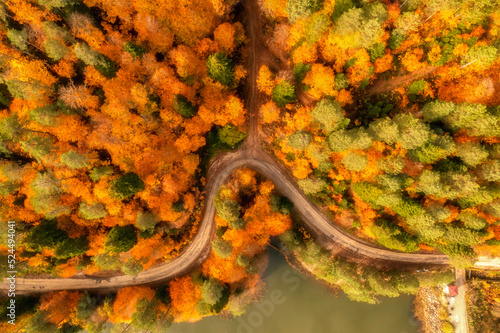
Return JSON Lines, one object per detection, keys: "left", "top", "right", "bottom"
{"left": 168, "top": 249, "right": 419, "bottom": 333}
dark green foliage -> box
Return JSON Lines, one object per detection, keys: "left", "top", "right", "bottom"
{"left": 388, "top": 30, "right": 405, "bottom": 49}
{"left": 0, "top": 296, "right": 38, "bottom": 321}
{"left": 361, "top": 100, "right": 393, "bottom": 125}
{"left": 270, "top": 195, "right": 294, "bottom": 215}
{"left": 94, "top": 55, "right": 118, "bottom": 79}
{"left": 228, "top": 218, "right": 246, "bottom": 229}
{"left": 293, "top": 62, "right": 311, "bottom": 82}
{"left": 109, "top": 172, "right": 145, "bottom": 200}
{"left": 22, "top": 219, "right": 66, "bottom": 252}
{"left": 369, "top": 43, "right": 385, "bottom": 62}
{"left": 104, "top": 225, "right": 137, "bottom": 253}
{"left": 433, "top": 157, "right": 467, "bottom": 173}
{"left": 173, "top": 94, "right": 196, "bottom": 118}
{"left": 214, "top": 197, "right": 240, "bottom": 222}
{"left": 207, "top": 53, "right": 235, "bottom": 86}
{"left": 123, "top": 41, "right": 147, "bottom": 58}
{"left": 54, "top": 237, "right": 89, "bottom": 259}
{"left": 217, "top": 125, "right": 246, "bottom": 147}
{"left": 211, "top": 239, "right": 233, "bottom": 258}
{"left": 272, "top": 80, "right": 297, "bottom": 107}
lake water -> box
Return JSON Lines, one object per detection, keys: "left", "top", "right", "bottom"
{"left": 169, "top": 249, "right": 419, "bottom": 333}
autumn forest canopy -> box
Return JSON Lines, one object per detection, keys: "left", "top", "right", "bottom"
{"left": 0, "top": 0, "right": 500, "bottom": 331}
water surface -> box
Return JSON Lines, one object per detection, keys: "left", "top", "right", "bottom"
{"left": 169, "top": 249, "right": 419, "bottom": 333}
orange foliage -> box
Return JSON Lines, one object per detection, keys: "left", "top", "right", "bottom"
{"left": 112, "top": 286, "right": 155, "bottom": 323}
{"left": 169, "top": 276, "right": 202, "bottom": 322}
{"left": 39, "top": 291, "right": 81, "bottom": 327}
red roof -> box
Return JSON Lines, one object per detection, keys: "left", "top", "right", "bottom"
{"left": 447, "top": 285, "right": 459, "bottom": 296}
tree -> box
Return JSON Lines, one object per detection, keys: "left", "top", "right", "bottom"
{"left": 455, "top": 142, "right": 488, "bottom": 167}
{"left": 123, "top": 41, "right": 147, "bottom": 58}
{"left": 76, "top": 292, "right": 97, "bottom": 320}
{"left": 7, "top": 29, "right": 28, "bottom": 51}
{"left": 342, "top": 152, "right": 368, "bottom": 172}
{"left": 218, "top": 125, "right": 246, "bottom": 147}
{"left": 201, "top": 279, "right": 224, "bottom": 305}
{"left": 287, "top": 131, "right": 312, "bottom": 149}
{"left": 286, "top": 0, "right": 323, "bottom": 23}
{"left": 460, "top": 46, "right": 498, "bottom": 69}
{"left": 109, "top": 173, "right": 145, "bottom": 200}
{"left": 272, "top": 80, "right": 297, "bottom": 107}
{"left": 207, "top": 52, "right": 235, "bottom": 86}
{"left": 173, "top": 94, "right": 197, "bottom": 118}
{"left": 89, "top": 166, "right": 113, "bottom": 182}
{"left": 79, "top": 202, "right": 107, "bottom": 220}
{"left": 421, "top": 100, "right": 456, "bottom": 122}
{"left": 60, "top": 150, "right": 89, "bottom": 169}
{"left": 297, "top": 177, "right": 327, "bottom": 195}
{"left": 214, "top": 198, "right": 240, "bottom": 222}
{"left": 393, "top": 114, "right": 431, "bottom": 150}
{"left": 311, "top": 98, "right": 347, "bottom": 133}
{"left": 104, "top": 225, "right": 137, "bottom": 253}
{"left": 44, "top": 39, "right": 69, "bottom": 60}
{"left": 211, "top": 239, "right": 233, "bottom": 258}
{"left": 54, "top": 237, "right": 89, "bottom": 259}
{"left": 135, "top": 210, "right": 160, "bottom": 232}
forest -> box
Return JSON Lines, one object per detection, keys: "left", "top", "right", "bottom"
{"left": 258, "top": 0, "right": 500, "bottom": 267}
{"left": 0, "top": 0, "right": 248, "bottom": 278}
{"left": 0, "top": 0, "right": 499, "bottom": 332}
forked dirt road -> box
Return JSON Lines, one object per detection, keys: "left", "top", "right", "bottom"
{"left": 0, "top": 0, "right": 497, "bottom": 294}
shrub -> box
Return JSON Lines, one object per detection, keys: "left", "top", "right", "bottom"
{"left": 207, "top": 52, "right": 235, "bottom": 86}
{"left": 109, "top": 173, "right": 145, "bottom": 200}
{"left": 104, "top": 225, "right": 138, "bottom": 253}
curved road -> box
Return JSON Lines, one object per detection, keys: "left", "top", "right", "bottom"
{"left": 0, "top": 0, "right": 496, "bottom": 294}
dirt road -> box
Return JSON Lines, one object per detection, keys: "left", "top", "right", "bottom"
{"left": 0, "top": 0, "right": 497, "bottom": 294}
